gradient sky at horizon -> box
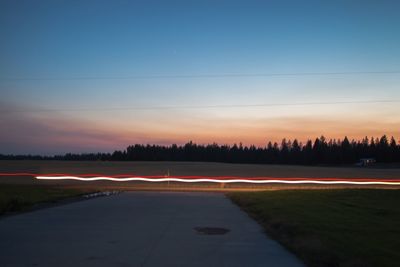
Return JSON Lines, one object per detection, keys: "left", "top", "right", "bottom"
{"left": 1, "top": 0, "right": 400, "bottom": 155}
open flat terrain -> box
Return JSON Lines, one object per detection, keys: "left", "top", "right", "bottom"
{"left": 1, "top": 160, "right": 400, "bottom": 178}
{"left": 0, "top": 191, "right": 305, "bottom": 267}
{"left": 0, "top": 160, "right": 399, "bottom": 190}
{"left": 1, "top": 161, "right": 399, "bottom": 267}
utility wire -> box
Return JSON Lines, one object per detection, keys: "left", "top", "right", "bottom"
{"left": 2, "top": 99, "right": 399, "bottom": 113}
{"left": 1, "top": 71, "right": 400, "bottom": 81}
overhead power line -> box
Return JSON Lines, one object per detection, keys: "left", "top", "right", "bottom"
{"left": 1, "top": 71, "right": 400, "bottom": 81}
{"left": 2, "top": 99, "right": 399, "bottom": 113}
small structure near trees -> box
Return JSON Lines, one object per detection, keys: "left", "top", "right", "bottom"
{"left": 357, "top": 158, "right": 376, "bottom": 166}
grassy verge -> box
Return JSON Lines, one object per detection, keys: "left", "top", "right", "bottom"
{"left": 0, "top": 184, "right": 96, "bottom": 215}
{"left": 228, "top": 189, "right": 400, "bottom": 267}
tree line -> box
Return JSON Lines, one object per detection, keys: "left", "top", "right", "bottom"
{"left": 1, "top": 135, "right": 399, "bottom": 165}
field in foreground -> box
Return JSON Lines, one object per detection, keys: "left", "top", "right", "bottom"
{"left": 0, "top": 185, "right": 95, "bottom": 215}
{"left": 228, "top": 189, "right": 400, "bottom": 267}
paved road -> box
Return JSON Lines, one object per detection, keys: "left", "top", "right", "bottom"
{"left": 0, "top": 192, "right": 305, "bottom": 267}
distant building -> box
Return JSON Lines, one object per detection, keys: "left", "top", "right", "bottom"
{"left": 357, "top": 158, "right": 376, "bottom": 166}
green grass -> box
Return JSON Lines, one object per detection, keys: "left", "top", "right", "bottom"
{"left": 228, "top": 189, "right": 400, "bottom": 267}
{"left": 0, "top": 184, "right": 95, "bottom": 215}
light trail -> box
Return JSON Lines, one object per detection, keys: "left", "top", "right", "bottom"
{"left": 1, "top": 173, "right": 399, "bottom": 185}
{"left": 1, "top": 172, "right": 397, "bottom": 181}
{"left": 35, "top": 175, "right": 400, "bottom": 185}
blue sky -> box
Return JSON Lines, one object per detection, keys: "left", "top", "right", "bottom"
{"left": 1, "top": 0, "right": 400, "bottom": 154}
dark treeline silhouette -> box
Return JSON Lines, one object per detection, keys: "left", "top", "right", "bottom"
{"left": 1, "top": 135, "right": 399, "bottom": 165}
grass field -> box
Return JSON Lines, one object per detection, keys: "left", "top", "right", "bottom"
{"left": 0, "top": 185, "right": 95, "bottom": 215}
{"left": 1, "top": 160, "right": 400, "bottom": 179}
{"left": 229, "top": 189, "right": 400, "bottom": 267}
{"left": 1, "top": 160, "right": 399, "bottom": 191}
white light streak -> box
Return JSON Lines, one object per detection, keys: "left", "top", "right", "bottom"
{"left": 35, "top": 176, "right": 400, "bottom": 185}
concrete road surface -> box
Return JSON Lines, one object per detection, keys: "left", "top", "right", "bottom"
{"left": 0, "top": 192, "right": 305, "bottom": 267}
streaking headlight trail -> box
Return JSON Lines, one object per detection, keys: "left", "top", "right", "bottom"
{"left": 35, "top": 175, "right": 400, "bottom": 185}
{"left": 1, "top": 173, "right": 399, "bottom": 185}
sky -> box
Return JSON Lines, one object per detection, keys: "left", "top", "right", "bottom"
{"left": 1, "top": 0, "right": 400, "bottom": 155}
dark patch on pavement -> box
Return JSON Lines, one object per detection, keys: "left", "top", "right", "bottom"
{"left": 194, "top": 226, "right": 230, "bottom": 235}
